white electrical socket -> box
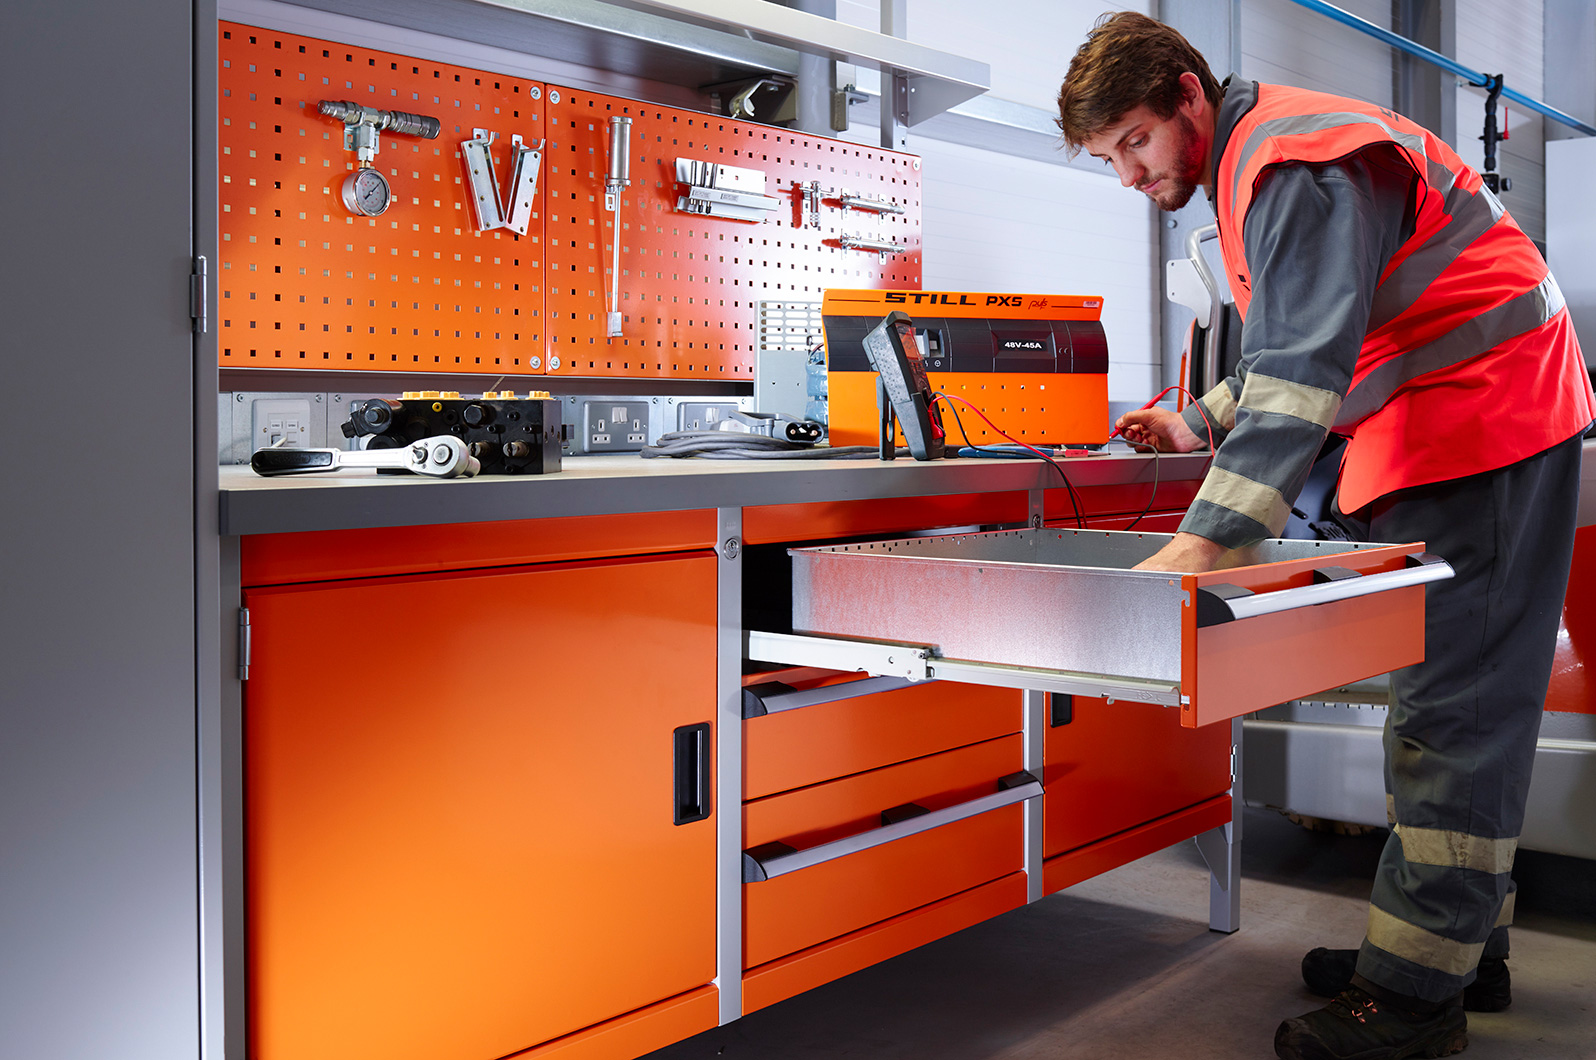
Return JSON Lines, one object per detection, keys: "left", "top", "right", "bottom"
{"left": 251, "top": 398, "right": 313, "bottom": 450}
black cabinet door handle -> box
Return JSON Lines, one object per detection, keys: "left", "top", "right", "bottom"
{"left": 673, "top": 723, "right": 711, "bottom": 825}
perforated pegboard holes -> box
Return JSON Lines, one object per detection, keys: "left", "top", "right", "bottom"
{"left": 541, "top": 88, "right": 921, "bottom": 379}
{"left": 219, "top": 24, "right": 920, "bottom": 381}
{"left": 218, "top": 23, "right": 546, "bottom": 374}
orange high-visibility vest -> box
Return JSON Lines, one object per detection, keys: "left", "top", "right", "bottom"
{"left": 1215, "top": 83, "right": 1593, "bottom": 511}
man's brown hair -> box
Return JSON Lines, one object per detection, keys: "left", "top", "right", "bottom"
{"left": 1056, "top": 12, "right": 1222, "bottom": 153}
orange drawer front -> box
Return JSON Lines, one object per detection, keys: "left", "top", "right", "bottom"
{"left": 1044, "top": 695, "right": 1230, "bottom": 857}
{"left": 743, "top": 734, "right": 1024, "bottom": 969}
{"left": 744, "top": 677, "right": 1020, "bottom": 799}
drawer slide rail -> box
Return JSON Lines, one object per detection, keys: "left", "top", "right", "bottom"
{"left": 745, "top": 630, "right": 1183, "bottom": 706}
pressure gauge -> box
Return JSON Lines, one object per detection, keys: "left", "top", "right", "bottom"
{"left": 341, "top": 167, "right": 392, "bottom": 216}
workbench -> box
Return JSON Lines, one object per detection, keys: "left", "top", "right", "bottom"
{"left": 219, "top": 450, "right": 1252, "bottom": 1060}
{"left": 215, "top": 447, "right": 1465, "bottom": 1060}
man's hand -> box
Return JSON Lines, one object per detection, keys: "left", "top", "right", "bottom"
{"left": 1115, "top": 407, "right": 1205, "bottom": 452}
{"left": 1134, "top": 532, "right": 1227, "bottom": 573}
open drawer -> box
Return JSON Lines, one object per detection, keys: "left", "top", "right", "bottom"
{"left": 749, "top": 528, "right": 1451, "bottom": 728}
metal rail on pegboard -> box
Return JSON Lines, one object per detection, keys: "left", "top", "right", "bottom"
{"left": 541, "top": 89, "right": 921, "bottom": 381}
{"left": 217, "top": 24, "right": 546, "bottom": 375}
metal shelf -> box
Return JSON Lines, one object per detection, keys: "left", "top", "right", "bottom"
{"left": 260, "top": 0, "right": 988, "bottom": 123}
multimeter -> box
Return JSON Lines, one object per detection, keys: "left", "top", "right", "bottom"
{"left": 861, "top": 310, "right": 945, "bottom": 460}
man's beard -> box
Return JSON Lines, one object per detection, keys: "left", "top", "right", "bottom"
{"left": 1143, "top": 113, "right": 1204, "bottom": 211}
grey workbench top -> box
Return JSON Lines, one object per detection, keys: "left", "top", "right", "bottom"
{"left": 218, "top": 448, "right": 1211, "bottom": 536}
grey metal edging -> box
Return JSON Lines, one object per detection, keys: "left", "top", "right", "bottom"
{"left": 619, "top": 0, "right": 987, "bottom": 122}
{"left": 1022, "top": 689, "right": 1045, "bottom": 904}
{"left": 229, "top": 0, "right": 799, "bottom": 87}
{"left": 218, "top": 452, "right": 1210, "bottom": 536}
{"left": 714, "top": 508, "right": 743, "bottom": 1025}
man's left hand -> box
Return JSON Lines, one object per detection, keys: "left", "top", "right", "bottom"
{"left": 1134, "top": 531, "right": 1227, "bottom": 573}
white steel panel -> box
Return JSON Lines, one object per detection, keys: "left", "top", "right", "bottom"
{"left": 1547, "top": 136, "right": 1596, "bottom": 364}
{"left": 1241, "top": 0, "right": 1393, "bottom": 107}
{"left": 1454, "top": 0, "right": 1546, "bottom": 243}
{"left": 910, "top": 135, "right": 1159, "bottom": 401}
{"left": 905, "top": 0, "right": 1152, "bottom": 114}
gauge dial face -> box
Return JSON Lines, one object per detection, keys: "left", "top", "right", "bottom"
{"left": 341, "top": 168, "right": 392, "bottom": 216}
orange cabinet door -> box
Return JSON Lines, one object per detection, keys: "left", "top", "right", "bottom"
{"left": 1043, "top": 695, "right": 1231, "bottom": 858}
{"left": 244, "top": 552, "right": 718, "bottom": 1060}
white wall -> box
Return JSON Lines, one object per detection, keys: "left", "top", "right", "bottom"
{"left": 1547, "top": 136, "right": 1596, "bottom": 365}
{"left": 837, "top": 0, "right": 1558, "bottom": 399}
{"left": 1240, "top": 0, "right": 1393, "bottom": 106}
{"left": 1455, "top": 0, "right": 1546, "bottom": 242}
{"left": 1239, "top": 0, "right": 1548, "bottom": 243}
{"left": 840, "top": 0, "right": 1161, "bottom": 401}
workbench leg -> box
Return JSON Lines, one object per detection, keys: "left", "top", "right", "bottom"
{"left": 1195, "top": 717, "right": 1243, "bottom": 933}
{"left": 714, "top": 508, "right": 744, "bottom": 1023}
{"left": 1022, "top": 689, "right": 1046, "bottom": 903}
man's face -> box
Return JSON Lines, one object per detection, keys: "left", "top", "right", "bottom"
{"left": 1081, "top": 104, "right": 1208, "bottom": 212}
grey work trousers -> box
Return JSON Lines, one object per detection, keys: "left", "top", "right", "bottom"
{"left": 1337, "top": 431, "right": 1584, "bottom": 1003}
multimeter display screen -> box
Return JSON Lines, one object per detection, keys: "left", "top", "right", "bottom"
{"left": 896, "top": 321, "right": 933, "bottom": 392}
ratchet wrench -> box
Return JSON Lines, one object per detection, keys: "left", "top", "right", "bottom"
{"left": 250, "top": 436, "right": 481, "bottom": 478}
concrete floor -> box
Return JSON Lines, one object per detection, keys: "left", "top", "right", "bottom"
{"left": 647, "top": 808, "right": 1596, "bottom": 1059}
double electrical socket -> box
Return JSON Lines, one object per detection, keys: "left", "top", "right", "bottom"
{"left": 677, "top": 402, "right": 736, "bottom": 432}
{"left": 582, "top": 401, "right": 650, "bottom": 452}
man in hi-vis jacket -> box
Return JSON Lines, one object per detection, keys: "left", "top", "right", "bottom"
{"left": 1057, "top": 11, "right": 1594, "bottom": 1060}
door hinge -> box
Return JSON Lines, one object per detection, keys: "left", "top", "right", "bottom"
{"left": 191, "top": 255, "right": 208, "bottom": 334}
{"left": 238, "top": 607, "right": 251, "bottom": 681}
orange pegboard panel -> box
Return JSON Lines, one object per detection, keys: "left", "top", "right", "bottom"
{"left": 218, "top": 26, "right": 923, "bottom": 383}
{"left": 217, "top": 24, "right": 546, "bottom": 374}
{"left": 540, "top": 88, "right": 922, "bottom": 381}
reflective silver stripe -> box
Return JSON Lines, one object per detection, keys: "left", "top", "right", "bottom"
{"left": 1367, "top": 177, "right": 1505, "bottom": 334}
{"left": 1201, "top": 381, "right": 1238, "bottom": 432}
{"left": 1494, "top": 891, "right": 1516, "bottom": 928}
{"left": 1426, "top": 157, "right": 1456, "bottom": 197}
{"left": 1196, "top": 465, "right": 1291, "bottom": 534}
{"left": 1386, "top": 793, "right": 1397, "bottom": 826}
{"left": 1394, "top": 824, "right": 1519, "bottom": 874}
{"left": 1336, "top": 274, "right": 1565, "bottom": 428}
{"left": 1366, "top": 905, "right": 1486, "bottom": 977}
{"left": 1231, "top": 111, "right": 1427, "bottom": 219}
{"left": 1239, "top": 372, "right": 1341, "bottom": 428}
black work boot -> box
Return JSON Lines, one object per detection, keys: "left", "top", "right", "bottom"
{"left": 1301, "top": 949, "right": 1511, "bottom": 1012}
{"left": 1275, "top": 984, "right": 1467, "bottom": 1060}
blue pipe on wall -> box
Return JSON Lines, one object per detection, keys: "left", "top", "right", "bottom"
{"left": 1284, "top": 0, "right": 1596, "bottom": 136}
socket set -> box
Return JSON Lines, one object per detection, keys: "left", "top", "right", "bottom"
{"left": 341, "top": 391, "right": 564, "bottom": 475}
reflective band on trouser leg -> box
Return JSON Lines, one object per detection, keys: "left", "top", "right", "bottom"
{"left": 1366, "top": 905, "right": 1485, "bottom": 978}
{"left": 1353, "top": 434, "right": 1582, "bottom": 1002}
{"left": 1394, "top": 825, "right": 1518, "bottom": 874}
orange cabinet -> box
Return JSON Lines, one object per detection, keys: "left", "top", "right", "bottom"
{"left": 244, "top": 552, "right": 718, "bottom": 1060}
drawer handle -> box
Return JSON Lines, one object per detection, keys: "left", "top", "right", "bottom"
{"left": 742, "top": 675, "right": 918, "bottom": 718}
{"left": 1194, "top": 552, "right": 1453, "bottom": 627}
{"left": 742, "top": 770, "right": 1042, "bottom": 882}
